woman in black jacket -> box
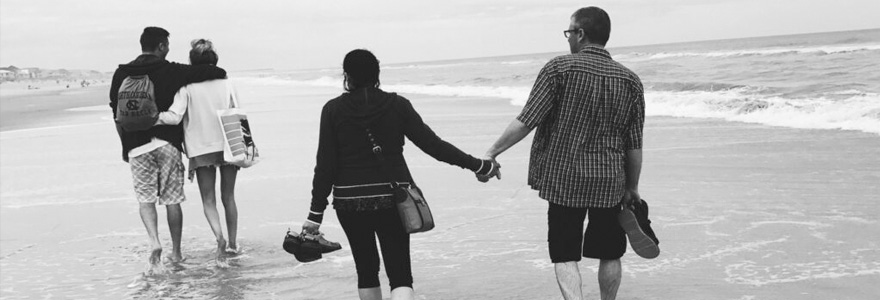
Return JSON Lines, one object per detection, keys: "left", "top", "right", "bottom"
{"left": 301, "top": 49, "right": 498, "bottom": 300}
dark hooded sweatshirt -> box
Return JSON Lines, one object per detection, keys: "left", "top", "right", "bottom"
{"left": 109, "top": 54, "right": 226, "bottom": 162}
{"left": 309, "top": 87, "right": 487, "bottom": 220}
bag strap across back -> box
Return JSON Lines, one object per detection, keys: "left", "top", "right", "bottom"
{"left": 365, "top": 128, "right": 401, "bottom": 189}
{"left": 351, "top": 90, "right": 404, "bottom": 190}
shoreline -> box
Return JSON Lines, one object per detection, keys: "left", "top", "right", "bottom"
{"left": 2, "top": 80, "right": 877, "bottom": 139}
{"left": 0, "top": 84, "right": 111, "bottom": 132}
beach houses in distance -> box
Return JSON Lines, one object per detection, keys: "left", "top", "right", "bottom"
{"left": 0, "top": 65, "right": 107, "bottom": 83}
{"left": 0, "top": 65, "right": 41, "bottom": 81}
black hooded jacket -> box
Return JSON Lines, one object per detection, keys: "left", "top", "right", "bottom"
{"left": 109, "top": 54, "right": 226, "bottom": 162}
{"left": 309, "top": 87, "right": 484, "bottom": 213}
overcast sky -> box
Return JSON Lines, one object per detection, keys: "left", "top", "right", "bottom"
{"left": 1, "top": 0, "right": 878, "bottom": 72}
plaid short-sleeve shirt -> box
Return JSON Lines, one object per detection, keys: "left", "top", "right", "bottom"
{"left": 516, "top": 46, "right": 645, "bottom": 208}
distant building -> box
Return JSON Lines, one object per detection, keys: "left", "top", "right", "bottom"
{"left": 22, "top": 68, "right": 42, "bottom": 78}
{"left": 16, "top": 69, "right": 31, "bottom": 78}
{"left": 0, "top": 66, "right": 18, "bottom": 81}
{"left": 0, "top": 65, "right": 42, "bottom": 80}
{"left": 0, "top": 65, "right": 107, "bottom": 82}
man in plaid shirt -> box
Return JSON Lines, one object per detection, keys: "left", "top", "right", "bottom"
{"left": 482, "top": 7, "right": 645, "bottom": 300}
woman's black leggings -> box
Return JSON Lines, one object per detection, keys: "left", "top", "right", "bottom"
{"left": 337, "top": 207, "right": 413, "bottom": 289}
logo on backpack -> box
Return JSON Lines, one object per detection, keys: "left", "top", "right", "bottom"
{"left": 115, "top": 75, "right": 158, "bottom": 131}
{"left": 125, "top": 99, "right": 141, "bottom": 111}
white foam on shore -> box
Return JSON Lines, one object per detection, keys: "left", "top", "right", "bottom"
{"left": 724, "top": 260, "right": 880, "bottom": 286}
{"left": 665, "top": 216, "right": 726, "bottom": 227}
{"left": 0, "top": 121, "right": 108, "bottom": 137}
{"left": 1, "top": 196, "right": 130, "bottom": 209}
{"left": 66, "top": 105, "right": 107, "bottom": 112}
{"left": 746, "top": 220, "right": 831, "bottom": 230}
{"left": 59, "top": 229, "right": 144, "bottom": 244}
{"left": 618, "top": 43, "right": 880, "bottom": 61}
{"left": 243, "top": 75, "right": 533, "bottom": 105}
{"left": 384, "top": 61, "right": 480, "bottom": 70}
{"left": 386, "top": 83, "right": 531, "bottom": 105}
{"left": 646, "top": 89, "right": 880, "bottom": 135}
{"left": 237, "top": 76, "right": 880, "bottom": 135}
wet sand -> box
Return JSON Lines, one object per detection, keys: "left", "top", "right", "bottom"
{"left": 1, "top": 79, "right": 879, "bottom": 299}
{"left": 0, "top": 83, "right": 110, "bottom": 132}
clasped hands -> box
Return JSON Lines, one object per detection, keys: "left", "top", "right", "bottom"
{"left": 475, "top": 158, "right": 501, "bottom": 183}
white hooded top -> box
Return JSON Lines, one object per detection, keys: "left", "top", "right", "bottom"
{"left": 157, "top": 79, "right": 238, "bottom": 158}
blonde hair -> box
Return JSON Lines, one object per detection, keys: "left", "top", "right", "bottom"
{"left": 189, "top": 39, "right": 218, "bottom": 65}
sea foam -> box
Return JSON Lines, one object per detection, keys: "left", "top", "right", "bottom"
{"left": 646, "top": 89, "right": 880, "bottom": 134}
{"left": 258, "top": 75, "right": 879, "bottom": 135}
{"left": 243, "top": 75, "right": 533, "bottom": 106}
{"left": 618, "top": 43, "right": 880, "bottom": 61}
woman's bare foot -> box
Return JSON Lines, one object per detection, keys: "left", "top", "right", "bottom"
{"left": 149, "top": 246, "right": 162, "bottom": 266}
{"left": 217, "top": 238, "right": 228, "bottom": 259}
{"left": 226, "top": 241, "right": 239, "bottom": 256}
{"left": 168, "top": 250, "right": 184, "bottom": 263}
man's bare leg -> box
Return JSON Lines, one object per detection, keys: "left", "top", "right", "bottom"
{"left": 554, "top": 261, "right": 583, "bottom": 300}
{"left": 139, "top": 202, "right": 163, "bottom": 268}
{"left": 357, "top": 287, "right": 382, "bottom": 300}
{"left": 166, "top": 203, "right": 183, "bottom": 262}
{"left": 598, "top": 259, "right": 622, "bottom": 300}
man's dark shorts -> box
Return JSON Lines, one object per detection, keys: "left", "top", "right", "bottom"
{"left": 547, "top": 202, "right": 626, "bottom": 262}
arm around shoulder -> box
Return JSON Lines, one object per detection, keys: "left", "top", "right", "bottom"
{"left": 155, "top": 86, "right": 188, "bottom": 125}
{"left": 180, "top": 63, "right": 227, "bottom": 84}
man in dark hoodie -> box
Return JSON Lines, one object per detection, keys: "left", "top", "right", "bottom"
{"left": 109, "top": 26, "right": 226, "bottom": 269}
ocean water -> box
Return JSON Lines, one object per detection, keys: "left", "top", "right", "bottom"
{"left": 249, "top": 28, "right": 880, "bottom": 135}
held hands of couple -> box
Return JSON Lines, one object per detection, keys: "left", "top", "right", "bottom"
{"left": 475, "top": 159, "right": 501, "bottom": 183}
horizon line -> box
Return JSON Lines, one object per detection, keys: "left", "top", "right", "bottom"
{"left": 3, "top": 27, "right": 878, "bottom": 74}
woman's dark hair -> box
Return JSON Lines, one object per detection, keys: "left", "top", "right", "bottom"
{"left": 343, "top": 49, "right": 380, "bottom": 91}
{"left": 189, "top": 39, "right": 219, "bottom": 66}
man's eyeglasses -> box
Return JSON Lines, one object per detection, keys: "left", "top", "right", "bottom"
{"left": 563, "top": 29, "right": 580, "bottom": 38}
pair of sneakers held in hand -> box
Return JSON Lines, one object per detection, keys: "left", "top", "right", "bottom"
{"left": 284, "top": 229, "right": 343, "bottom": 263}
{"left": 618, "top": 198, "right": 660, "bottom": 259}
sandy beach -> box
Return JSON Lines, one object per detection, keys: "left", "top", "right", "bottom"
{"left": 0, "top": 82, "right": 111, "bottom": 132}
{"left": 1, "top": 78, "right": 879, "bottom": 299}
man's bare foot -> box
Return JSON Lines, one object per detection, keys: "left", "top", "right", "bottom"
{"left": 145, "top": 246, "right": 168, "bottom": 275}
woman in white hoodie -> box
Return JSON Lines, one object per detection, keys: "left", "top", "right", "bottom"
{"left": 156, "top": 39, "right": 240, "bottom": 263}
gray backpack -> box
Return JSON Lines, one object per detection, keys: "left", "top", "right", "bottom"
{"left": 115, "top": 75, "right": 158, "bottom": 131}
